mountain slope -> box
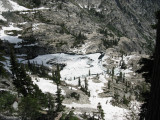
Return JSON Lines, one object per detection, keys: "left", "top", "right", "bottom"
{"left": 0, "top": 0, "right": 155, "bottom": 119}
{"left": 0, "top": 0, "right": 159, "bottom": 55}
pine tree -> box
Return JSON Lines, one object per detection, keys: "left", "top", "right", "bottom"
{"left": 56, "top": 87, "right": 64, "bottom": 112}
{"left": 122, "top": 95, "right": 129, "bottom": 106}
{"left": 84, "top": 77, "right": 88, "bottom": 90}
{"left": 52, "top": 70, "right": 56, "bottom": 83}
{"left": 118, "top": 71, "right": 123, "bottom": 83}
{"left": 97, "top": 102, "right": 105, "bottom": 120}
{"left": 121, "top": 60, "right": 127, "bottom": 69}
{"left": 47, "top": 93, "right": 56, "bottom": 119}
{"left": 111, "top": 67, "right": 114, "bottom": 81}
{"left": 10, "top": 47, "right": 19, "bottom": 78}
{"left": 17, "top": 65, "right": 35, "bottom": 96}
{"left": 19, "top": 95, "right": 41, "bottom": 120}
{"left": 40, "top": 61, "right": 47, "bottom": 77}
{"left": 78, "top": 77, "right": 81, "bottom": 86}
{"left": 27, "top": 60, "right": 31, "bottom": 71}
{"left": 123, "top": 73, "right": 125, "bottom": 83}
{"left": 10, "top": 48, "right": 40, "bottom": 97}
{"left": 0, "top": 39, "right": 6, "bottom": 77}
{"left": 55, "top": 65, "right": 61, "bottom": 85}
{"left": 89, "top": 69, "right": 91, "bottom": 76}
{"left": 108, "top": 80, "right": 111, "bottom": 89}
{"left": 136, "top": 57, "right": 153, "bottom": 119}
{"left": 145, "top": 11, "right": 160, "bottom": 120}
{"left": 52, "top": 65, "right": 61, "bottom": 85}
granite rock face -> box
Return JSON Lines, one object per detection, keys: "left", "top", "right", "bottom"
{"left": 2, "top": 0, "right": 160, "bottom": 55}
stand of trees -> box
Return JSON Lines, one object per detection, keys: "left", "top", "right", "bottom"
{"left": 8, "top": 47, "right": 65, "bottom": 119}
{"left": 137, "top": 11, "right": 160, "bottom": 120}
{"left": 145, "top": 11, "right": 160, "bottom": 120}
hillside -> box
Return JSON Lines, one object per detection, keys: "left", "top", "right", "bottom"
{"left": 0, "top": 0, "right": 159, "bottom": 120}
{"left": 1, "top": 0, "right": 159, "bottom": 55}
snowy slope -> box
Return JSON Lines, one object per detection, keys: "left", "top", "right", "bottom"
{"left": 0, "top": 0, "right": 28, "bottom": 21}
{"left": 27, "top": 53, "right": 140, "bottom": 120}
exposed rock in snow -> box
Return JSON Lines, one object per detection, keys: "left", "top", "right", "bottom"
{"left": 0, "top": 23, "right": 23, "bottom": 43}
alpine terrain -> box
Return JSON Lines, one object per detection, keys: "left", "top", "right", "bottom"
{"left": 0, "top": 0, "right": 159, "bottom": 120}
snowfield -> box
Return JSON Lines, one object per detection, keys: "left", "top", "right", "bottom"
{"left": 29, "top": 53, "right": 137, "bottom": 80}
{"left": 2, "top": 49, "right": 140, "bottom": 119}
{"left": 32, "top": 77, "right": 66, "bottom": 95}
{"left": 29, "top": 53, "right": 109, "bottom": 80}
{"left": 28, "top": 53, "right": 140, "bottom": 120}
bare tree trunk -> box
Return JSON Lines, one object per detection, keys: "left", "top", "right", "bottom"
{"left": 146, "top": 11, "right": 160, "bottom": 120}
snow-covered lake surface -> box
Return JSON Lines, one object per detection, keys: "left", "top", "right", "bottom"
{"left": 29, "top": 53, "right": 136, "bottom": 80}
{"left": 29, "top": 53, "right": 108, "bottom": 79}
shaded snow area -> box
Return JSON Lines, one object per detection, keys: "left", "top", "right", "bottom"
{"left": 27, "top": 53, "right": 140, "bottom": 120}
{"left": 1, "top": 56, "right": 25, "bottom": 73}
{"left": 0, "top": 23, "right": 23, "bottom": 43}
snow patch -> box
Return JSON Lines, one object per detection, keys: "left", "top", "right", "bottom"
{"left": 32, "top": 77, "right": 66, "bottom": 95}
{"left": 0, "top": 23, "right": 22, "bottom": 43}
{"left": 9, "top": 0, "right": 29, "bottom": 11}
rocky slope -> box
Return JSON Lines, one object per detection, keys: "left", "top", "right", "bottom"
{"left": 1, "top": 0, "right": 159, "bottom": 55}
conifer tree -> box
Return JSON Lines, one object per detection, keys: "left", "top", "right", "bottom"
{"left": 145, "top": 11, "right": 160, "bottom": 120}
{"left": 78, "top": 77, "right": 81, "bottom": 86}
{"left": 10, "top": 48, "right": 41, "bottom": 97}
{"left": 84, "top": 77, "right": 88, "bottom": 90}
{"left": 47, "top": 93, "right": 56, "bottom": 119}
{"left": 19, "top": 95, "right": 41, "bottom": 120}
{"left": 52, "top": 65, "right": 61, "bottom": 86}
{"left": 108, "top": 80, "right": 111, "bottom": 89}
{"left": 55, "top": 65, "right": 61, "bottom": 85}
{"left": 123, "top": 73, "right": 125, "bottom": 83}
{"left": 121, "top": 60, "right": 127, "bottom": 69}
{"left": 89, "top": 69, "right": 91, "bottom": 76}
{"left": 56, "top": 87, "right": 64, "bottom": 112}
{"left": 10, "top": 47, "right": 19, "bottom": 78}
{"left": 40, "top": 61, "right": 47, "bottom": 77}
{"left": 117, "top": 71, "right": 123, "bottom": 83}
{"left": 0, "top": 39, "right": 6, "bottom": 77}
{"left": 97, "top": 102, "right": 105, "bottom": 120}
{"left": 111, "top": 67, "right": 114, "bottom": 81}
